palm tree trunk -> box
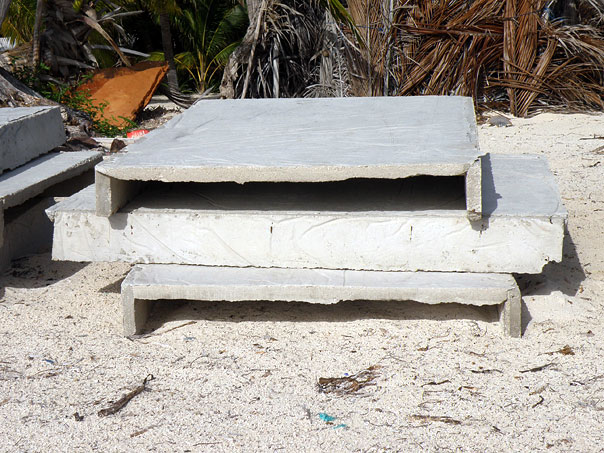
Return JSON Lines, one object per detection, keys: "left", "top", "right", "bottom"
{"left": 32, "top": 0, "right": 45, "bottom": 66}
{"left": 160, "top": 11, "right": 179, "bottom": 94}
{"left": 0, "top": 0, "right": 12, "bottom": 28}
{"left": 220, "top": 0, "right": 264, "bottom": 99}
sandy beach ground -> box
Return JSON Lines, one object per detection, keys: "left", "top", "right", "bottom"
{"left": 0, "top": 111, "right": 603, "bottom": 452}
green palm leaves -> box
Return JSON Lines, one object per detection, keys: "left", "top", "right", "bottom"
{"left": 174, "top": 0, "right": 248, "bottom": 92}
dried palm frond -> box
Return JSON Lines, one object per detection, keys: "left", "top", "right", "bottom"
{"left": 347, "top": 0, "right": 390, "bottom": 96}
{"left": 389, "top": 0, "right": 604, "bottom": 116}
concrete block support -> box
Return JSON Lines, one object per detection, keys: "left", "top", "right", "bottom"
{"left": 95, "top": 96, "right": 485, "bottom": 218}
{"left": 498, "top": 287, "right": 522, "bottom": 338}
{"left": 466, "top": 157, "right": 482, "bottom": 221}
{"left": 0, "top": 106, "right": 65, "bottom": 173}
{"left": 121, "top": 264, "right": 522, "bottom": 337}
{"left": 95, "top": 172, "right": 142, "bottom": 217}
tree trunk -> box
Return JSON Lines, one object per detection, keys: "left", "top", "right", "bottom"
{"left": 159, "top": 11, "right": 179, "bottom": 94}
{"left": 220, "top": 0, "right": 263, "bottom": 99}
{"left": 32, "top": 0, "right": 46, "bottom": 66}
{"left": 0, "top": 0, "right": 11, "bottom": 29}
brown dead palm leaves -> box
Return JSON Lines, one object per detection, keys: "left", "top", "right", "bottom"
{"left": 389, "top": 0, "right": 604, "bottom": 116}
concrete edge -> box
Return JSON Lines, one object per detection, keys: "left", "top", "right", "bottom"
{"left": 121, "top": 265, "right": 520, "bottom": 336}
{"left": 1, "top": 151, "right": 103, "bottom": 210}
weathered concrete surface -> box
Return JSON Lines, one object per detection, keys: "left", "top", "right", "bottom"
{"left": 95, "top": 96, "right": 484, "bottom": 217}
{"left": 0, "top": 197, "right": 54, "bottom": 272}
{"left": 121, "top": 264, "right": 522, "bottom": 337}
{"left": 0, "top": 106, "right": 65, "bottom": 173}
{"left": 49, "top": 154, "right": 566, "bottom": 274}
{"left": 0, "top": 151, "right": 102, "bottom": 210}
{"left": 75, "top": 61, "right": 168, "bottom": 127}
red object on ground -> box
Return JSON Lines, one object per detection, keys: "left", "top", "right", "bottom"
{"left": 75, "top": 61, "right": 169, "bottom": 128}
{"left": 127, "top": 129, "right": 150, "bottom": 139}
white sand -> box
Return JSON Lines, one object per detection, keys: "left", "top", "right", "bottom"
{"left": 1, "top": 111, "right": 603, "bottom": 452}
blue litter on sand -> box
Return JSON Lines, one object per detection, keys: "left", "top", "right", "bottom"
{"left": 318, "top": 413, "right": 336, "bottom": 422}
{"left": 333, "top": 424, "right": 348, "bottom": 429}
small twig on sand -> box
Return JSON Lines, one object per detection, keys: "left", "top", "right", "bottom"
{"left": 470, "top": 368, "right": 503, "bottom": 374}
{"left": 409, "top": 414, "right": 461, "bottom": 425}
{"left": 532, "top": 395, "right": 545, "bottom": 408}
{"left": 98, "top": 374, "right": 154, "bottom": 417}
{"left": 130, "top": 425, "right": 157, "bottom": 438}
{"left": 136, "top": 321, "right": 196, "bottom": 339}
{"left": 519, "top": 363, "right": 554, "bottom": 373}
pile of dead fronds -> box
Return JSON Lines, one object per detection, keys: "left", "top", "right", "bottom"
{"left": 222, "top": 0, "right": 603, "bottom": 116}
{"left": 388, "top": 0, "right": 604, "bottom": 115}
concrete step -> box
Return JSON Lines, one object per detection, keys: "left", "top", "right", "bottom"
{"left": 121, "top": 264, "right": 521, "bottom": 337}
{"left": 0, "top": 106, "right": 65, "bottom": 174}
{"left": 95, "top": 96, "right": 484, "bottom": 219}
{"left": 1, "top": 150, "right": 102, "bottom": 244}
{"left": 48, "top": 154, "right": 566, "bottom": 274}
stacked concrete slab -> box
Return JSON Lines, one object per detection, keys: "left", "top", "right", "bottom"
{"left": 0, "top": 106, "right": 102, "bottom": 270}
{"left": 47, "top": 96, "right": 567, "bottom": 337}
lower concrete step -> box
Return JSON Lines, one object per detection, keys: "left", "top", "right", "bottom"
{"left": 0, "top": 150, "right": 102, "bottom": 244}
{"left": 121, "top": 264, "right": 522, "bottom": 337}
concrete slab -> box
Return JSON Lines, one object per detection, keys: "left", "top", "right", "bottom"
{"left": 0, "top": 106, "right": 66, "bottom": 174}
{"left": 48, "top": 154, "right": 566, "bottom": 274}
{"left": 0, "top": 150, "right": 103, "bottom": 210}
{"left": 95, "top": 96, "right": 484, "bottom": 219}
{"left": 121, "top": 264, "right": 521, "bottom": 337}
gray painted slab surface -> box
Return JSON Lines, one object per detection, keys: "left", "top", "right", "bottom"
{"left": 0, "top": 106, "right": 66, "bottom": 173}
{"left": 48, "top": 154, "right": 566, "bottom": 273}
{"left": 0, "top": 150, "right": 102, "bottom": 209}
{"left": 96, "top": 96, "right": 482, "bottom": 183}
{"left": 121, "top": 264, "right": 521, "bottom": 337}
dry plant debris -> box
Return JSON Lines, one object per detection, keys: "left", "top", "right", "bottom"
{"left": 519, "top": 363, "right": 555, "bottom": 373}
{"left": 97, "top": 374, "right": 154, "bottom": 417}
{"left": 388, "top": 0, "right": 604, "bottom": 116}
{"left": 318, "top": 365, "right": 381, "bottom": 395}
{"left": 409, "top": 414, "right": 462, "bottom": 425}
{"left": 545, "top": 345, "right": 575, "bottom": 355}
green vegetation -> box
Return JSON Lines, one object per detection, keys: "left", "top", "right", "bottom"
{"left": 173, "top": 0, "right": 248, "bottom": 92}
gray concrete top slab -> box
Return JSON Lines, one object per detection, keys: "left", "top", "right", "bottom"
{"left": 96, "top": 96, "right": 482, "bottom": 183}
{"left": 0, "top": 150, "right": 102, "bottom": 209}
{"left": 50, "top": 153, "right": 565, "bottom": 220}
{"left": 0, "top": 106, "right": 66, "bottom": 173}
